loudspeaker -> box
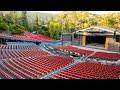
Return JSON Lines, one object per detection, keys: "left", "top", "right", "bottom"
{"left": 74, "top": 33, "right": 77, "bottom": 39}
{"left": 114, "top": 31, "right": 116, "bottom": 38}
{"left": 116, "top": 35, "right": 120, "bottom": 42}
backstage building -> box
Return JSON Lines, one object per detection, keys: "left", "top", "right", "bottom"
{"left": 61, "top": 26, "right": 120, "bottom": 52}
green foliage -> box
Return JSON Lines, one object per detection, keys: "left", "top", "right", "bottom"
{"left": 10, "top": 24, "right": 25, "bottom": 35}
{"left": 1, "top": 11, "right": 120, "bottom": 40}
{"left": 48, "top": 20, "right": 61, "bottom": 40}
{"left": 0, "top": 19, "right": 9, "bottom": 33}
{"left": 32, "top": 15, "right": 47, "bottom": 35}
{"left": 12, "top": 28, "right": 25, "bottom": 35}
{"left": 20, "top": 11, "right": 28, "bottom": 30}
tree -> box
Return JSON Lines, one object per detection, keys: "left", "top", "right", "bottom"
{"left": 54, "top": 22, "right": 61, "bottom": 39}
{"left": 48, "top": 21, "right": 54, "bottom": 38}
{"left": 48, "top": 20, "right": 61, "bottom": 39}
{"left": 12, "top": 28, "right": 25, "bottom": 35}
{"left": 20, "top": 11, "right": 28, "bottom": 30}
{"left": 33, "top": 15, "right": 44, "bottom": 34}
{"left": 107, "top": 18, "right": 118, "bottom": 28}
{"left": 10, "top": 24, "right": 26, "bottom": 35}
{"left": 0, "top": 19, "right": 9, "bottom": 33}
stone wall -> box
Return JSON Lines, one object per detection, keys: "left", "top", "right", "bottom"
{"left": 71, "top": 34, "right": 82, "bottom": 46}
{"left": 108, "top": 37, "right": 120, "bottom": 52}
{"left": 61, "top": 34, "right": 72, "bottom": 41}
{"left": 61, "top": 33, "right": 82, "bottom": 46}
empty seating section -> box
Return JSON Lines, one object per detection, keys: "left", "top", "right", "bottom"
{"left": 0, "top": 32, "right": 53, "bottom": 42}
{"left": 0, "top": 45, "right": 49, "bottom": 60}
{"left": 54, "top": 46, "right": 120, "bottom": 61}
{"left": 0, "top": 44, "right": 120, "bottom": 79}
{"left": 7, "top": 42, "right": 36, "bottom": 46}
{"left": 0, "top": 44, "right": 74, "bottom": 79}
{"left": 0, "top": 45, "right": 40, "bottom": 50}
{"left": 54, "top": 46, "right": 94, "bottom": 56}
{"left": 0, "top": 50, "right": 49, "bottom": 59}
{"left": 24, "top": 31, "right": 34, "bottom": 37}
{"left": 36, "top": 34, "right": 53, "bottom": 41}
{"left": 90, "top": 52, "right": 120, "bottom": 61}
{"left": 0, "top": 68, "right": 13, "bottom": 79}
{"left": 0, "top": 62, "right": 24, "bottom": 79}
{"left": 24, "top": 31, "right": 53, "bottom": 41}
{"left": 0, "top": 55, "right": 73, "bottom": 79}
{"left": 50, "top": 61, "right": 120, "bottom": 79}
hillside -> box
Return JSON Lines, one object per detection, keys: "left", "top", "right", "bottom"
{"left": 27, "top": 11, "right": 58, "bottom": 25}
{"left": 52, "top": 11, "right": 120, "bottom": 31}
{"left": 52, "top": 11, "right": 98, "bottom": 32}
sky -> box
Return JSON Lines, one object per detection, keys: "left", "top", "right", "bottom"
{"left": 34, "top": 11, "right": 120, "bottom": 14}
{"left": 88, "top": 11, "right": 120, "bottom": 14}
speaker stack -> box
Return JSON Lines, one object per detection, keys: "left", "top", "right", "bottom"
{"left": 74, "top": 32, "right": 77, "bottom": 39}
{"left": 116, "top": 35, "right": 120, "bottom": 42}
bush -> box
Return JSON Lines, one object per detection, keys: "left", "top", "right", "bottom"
{"left": 12, "top": 28, "right": 25, "bottom": 35}
{"left": 0, "top": 21, "right": 9, "bottom": 33}
{"left": 10, "top": 24, "right": 26, "bottom": 35}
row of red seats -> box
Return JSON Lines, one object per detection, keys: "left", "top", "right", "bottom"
{"left": 24, "top": 31, "right": 34, "bottom": 37}
{"left": 54, "top": 46, "right": 94, "bottom": 56}
{"left": 0, "top": 56, "right": 74, "bottom": 79}
{"left": 0, "top": 34, "right": 32, "bottom": 41}
{"left": 24, "top": 31, "right": 53, "bottom": 41}
{"left": 0, "top": 62, "right": 25, "bottom": 79}
{"left": 12, "top": 35, "right": 34, "bottom": 41}
{"left": 13, "top": 35, "right": 52, "bottom": 41}
{"left": 50, "top": 61, "right": 120, "bottom": 79}
{"left": 0, "top": 49, "right": 49, "bottom": 59}
{"left": 0, "top": 32, "right": 53, "bottom": 42}
{"left": 0, "top": 45, "right": 53, "bottom": 79}
{"left": 36, "top": 34, "right": 53, "bottom": 41}
{"left": 54, "top": 46, "right": 120, "bottom": 61}
{"left": 0, "top": 68, "right": 13, "bottom": 79}
{"left": 0, "top": 45, "right": 40, "bottom": 50}
{"left": 90, "top": 52, "right": 120, "bottom": 61}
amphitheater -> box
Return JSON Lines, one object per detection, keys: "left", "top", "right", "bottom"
{"left": 0, "top": 28, "right": 120, "bottom": 79}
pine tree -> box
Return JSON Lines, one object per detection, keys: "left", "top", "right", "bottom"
{"left": 21, "top": 11, "right": 28, "bottom": 30}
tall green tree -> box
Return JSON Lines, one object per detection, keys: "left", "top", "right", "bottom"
{"left": 20, "top": 11, "right": 28, "bottom": 30}
{"left": 0, "top": 19, "right": 9, "bottom": 33}
{"left": 33, "top": 15, "right": 43, "bottom": 34}
{"left": 10, "top": 24, "right": 26, "bottom": 35}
